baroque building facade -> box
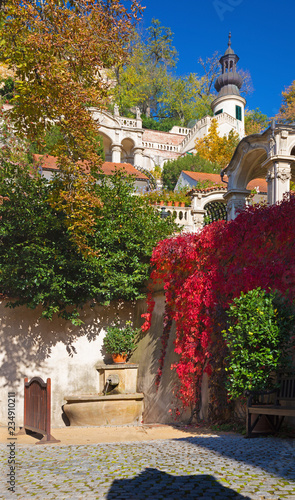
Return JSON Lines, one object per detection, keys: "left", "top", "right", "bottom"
{"left": 91, "top": 35, "right": 246, "bottom": 173}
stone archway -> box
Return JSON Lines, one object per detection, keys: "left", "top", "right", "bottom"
{"left": 121, "top": 138, "right": 135, "bottom": 165}
{"left": 99, "top": 132, "right": 112, "bottom": 162}
{"left": 223, "top": 124, "right": 295, "bottom": 220}
{"left": 191, "top": 187, "right": 228, "bottom": 230}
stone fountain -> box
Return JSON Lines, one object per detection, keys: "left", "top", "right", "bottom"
{"left": 63, "top": 363, "right": 144, "bottom": 426}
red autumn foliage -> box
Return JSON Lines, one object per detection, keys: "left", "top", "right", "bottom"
{"left": 143, "top": 196, "right": 295, "bottom": 414}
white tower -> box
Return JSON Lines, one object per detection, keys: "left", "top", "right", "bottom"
{"left": 211, "top": 33, "right": 246, "bottom": 139}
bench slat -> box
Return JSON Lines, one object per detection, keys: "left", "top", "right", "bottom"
{"left": 246, "top": 374, "right": 295, "bottom": 437}
{"left": 249, "top": 406, "right": 295, "bottom": 417}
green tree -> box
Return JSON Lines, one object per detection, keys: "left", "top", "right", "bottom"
{"left": 141, "top": 115, "right": 181, "bottom": 132}
{"left": 0, "top": 164, "right": 177, "bottom": 324}
{"left": 114, "top": 19, "right": 177, "bottom": 117}
{"left": 0, "top": 76, "right": 14, "bottom": 101}
{"left": 145, "top": 18, "right": 178, "bottom": 68}
{"left": 245, "top": 108, "right": 269, "bottom": 135}
{"left": 162, "top": 153, "right": 220, "bottom": 191}
{"left": 158, "top": 73, "right": 213, "bottom": 125}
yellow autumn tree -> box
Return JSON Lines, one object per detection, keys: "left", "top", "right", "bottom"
{"left": 278, "top": 80, "right": 295, "bottom": 123}
{"left": 0, "top": 0, "right": 142, "bottom": 255}
{"left": 195, "top": 118, "right": 240, "bottom": 169}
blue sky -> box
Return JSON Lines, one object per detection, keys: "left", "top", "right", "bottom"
{"left": 138, "top": 0, "right": 295, "bottom": 118}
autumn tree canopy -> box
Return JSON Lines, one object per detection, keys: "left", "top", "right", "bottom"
{"left": 194, "top": 118, "right": 240, "bottom": 169}
{"left": 114, "top": 21, "right": 253, "bottom": 128}
{"left": 0, "top": 0, "right": 142, "bottom": 253}
{"left": 245, "top": 108, "right": 269, "bottom": 135}
{"left": 0, "top": 0, "right": 142, "bottom": 157}
{"left": 278, "top": 80, "right": 295, "bottom": 123}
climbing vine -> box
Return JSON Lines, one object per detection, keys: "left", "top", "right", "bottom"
{"left": 143, "top": 196, "right": 295, "bottom": 419}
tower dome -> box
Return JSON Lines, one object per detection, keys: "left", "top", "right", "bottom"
{"left": 214, "top": 32, "right": 243, "bottom": 97}
{"left": 211, "top": 33, "right": 246, "bottom": 139}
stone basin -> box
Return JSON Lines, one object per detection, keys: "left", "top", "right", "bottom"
{"left": 64, "top": 393, "right": 144, "bottom": 426}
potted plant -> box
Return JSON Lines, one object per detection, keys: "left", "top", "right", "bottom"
{"left": 103, "top": 321, "right": 140, "bottom": 363}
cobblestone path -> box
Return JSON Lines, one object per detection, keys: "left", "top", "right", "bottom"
{"left": 1, "top": 434, "right": 295, "bottom": 499}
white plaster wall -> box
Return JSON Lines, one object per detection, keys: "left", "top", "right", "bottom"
{"left": 218, "top": 121, "right": 238, "bottom": 138}
{"left": 0, "top": 290, "right": 194, "bottom": 429}
{"left": 141, "top": 154, "right": 156, "bottom": 172}
{"left": 174, "top": 173, "right": 196, "bottom": 191}
{"left": 0, "top": 300, "right": 138, "bottom": 428}
{"left": 213, "top": 96, "right": 245, "bottom": 138}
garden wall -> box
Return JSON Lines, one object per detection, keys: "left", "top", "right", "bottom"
{"left": 0, "top": 290, "right": 191, "bottom": 428}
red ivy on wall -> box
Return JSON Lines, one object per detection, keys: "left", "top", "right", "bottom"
{"left": 143, "top": 197, "right": 295, "bottom": 415}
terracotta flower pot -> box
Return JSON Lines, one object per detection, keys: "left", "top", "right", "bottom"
{"left": 112, "top": 353, "right": 127, "bottom": 364}
{"left": 167, "top": 201, "right": 172, "bottom": 206}
{"left": 159, "top": 200, "right": 164, "bottom": 206}
{"left": 174, "top": 201, "right": 179, "bottom": 207}
{"left": 180, "top": 202, "right": 185, "bottom": 207}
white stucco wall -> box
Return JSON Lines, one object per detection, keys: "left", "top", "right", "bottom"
{"left": 0, "top": 300, "right": 139, "bottom": 428}
{"left": 212, "top": 95, "right": 246, "bottom": 138}
{"left": 0, "top": 291, "right": 193, "bottom": 429}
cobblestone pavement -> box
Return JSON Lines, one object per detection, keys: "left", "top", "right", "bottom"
{"left": 1, "top": 434, "right": 295, "bottom": 500}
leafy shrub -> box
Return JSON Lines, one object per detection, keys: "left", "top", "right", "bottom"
{"left": 0, "top": 164, "right": 178, "bottom": 324}
{"left": 223, "top": 288, "right": 295, "bottom": 399}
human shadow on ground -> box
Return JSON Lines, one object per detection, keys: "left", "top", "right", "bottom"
{"left": 106, "top": 467, "right": 249, "bottom": 500}
{"left": 173, "top": 435, "right": 295, "bottom": 482}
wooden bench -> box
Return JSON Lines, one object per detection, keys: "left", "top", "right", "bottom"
{"left": 246, "top": 372, "right": 295, "bottom": 438}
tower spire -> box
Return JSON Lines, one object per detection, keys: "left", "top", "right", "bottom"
{"left": 214, "top": 34, "right": 242, "bottom": 96}
{"left": 211, "top": 35, "right": 246, "bottom": 139}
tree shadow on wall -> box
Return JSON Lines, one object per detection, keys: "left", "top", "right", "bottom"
{"left": 0, "top": 300, "right": 137, "bottom": 388}
{"left": 131, "top": 296, "right": 190, "bottom": 424}
{"left": 106, "top": 467, "right": 250, "bottom": 499}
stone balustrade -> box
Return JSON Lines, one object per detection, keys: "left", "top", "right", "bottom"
{"left": 142, "top": 142, "right": 180, "bottom": 152}
{"left": 180, "top": 112, "right": 237, "bottom": 149}
{"left": 156, "top": 205, "right": 194, "bottom": 232}
{"left": 119, "top": 117, "right": 138, "bottom": 128}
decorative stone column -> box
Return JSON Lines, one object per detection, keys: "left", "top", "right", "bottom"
{"left": 191, "top": 192, "right": 206, "bottom": 230}
{"left": 192, "top": 209, "right": 206, "bottom": 231}
{"left": 132, "top": 146, "right": 144, "bottom": 168}
{"left": 111, "top": 143, "right": 122, "bottom": 163}
{"left": 262, "top": 156, "right": 291, "bottom": 205}
{"left": 223, "top": 190, "right": 249, "bottom": 221}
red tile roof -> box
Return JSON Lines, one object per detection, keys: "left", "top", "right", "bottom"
{"left": 247, "top": 178, "right": 268, "bottom": 193}
{"left": 183, "top": 171, "right": 224, "bottom": 184}
{"left": 182, "top": 171, "right": 268, "bottom": 193}
{"left": 101, "top": 162, "right": 148, "bottom": 179}
{"left": 33, "top": 155, "right": 148, "bottom": 180}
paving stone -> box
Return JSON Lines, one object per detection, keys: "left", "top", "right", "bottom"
{"left": 1, "top": 435, "right": 295, "bottom": 499}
